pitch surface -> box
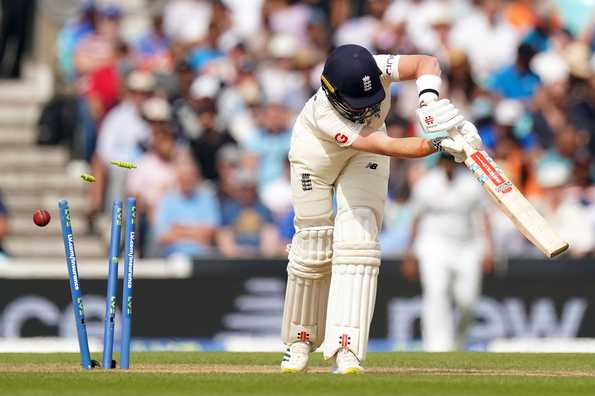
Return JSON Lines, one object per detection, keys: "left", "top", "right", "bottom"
{"left": 1, "top": 352, "right": 594, "bottom": 395}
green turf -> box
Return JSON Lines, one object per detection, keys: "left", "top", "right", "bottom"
{"left": 0, "top": 352, "right": 594, "bottom": 396}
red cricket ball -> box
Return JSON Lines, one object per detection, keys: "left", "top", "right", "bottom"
{"left": 33, "top": 209, "right": 51, "bottom": 227}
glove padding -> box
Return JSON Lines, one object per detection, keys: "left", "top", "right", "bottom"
{"left": 416, "top": 99, "right": 464, "bottom": 134}
{"left": 440, "top": 120, "right": 483, "bottom": 162}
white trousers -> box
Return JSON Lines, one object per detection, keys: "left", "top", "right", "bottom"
{"left": 416, "top": 238, "right": 483, "bottom": 351}
{"left": 281, "top": 126, "right": 389, "bottom": 360}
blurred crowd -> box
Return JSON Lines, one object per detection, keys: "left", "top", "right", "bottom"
{"left": 35, "top": 0, "right": 595, "bottom": 259}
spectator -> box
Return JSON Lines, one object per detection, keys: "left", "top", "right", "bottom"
{"left": 261, "top": 159, "right": 293, "bottom": 241}
{"left": 244, "top": 101, "right": 292, "bottom": 191}
{"left": 384, "top": 0, "right": 468, "bottom": 55}
{"left": 494, "top": 99, "right": 536, "bottom": 151}
{"left": 89, "top": 70, "right": 155, "bottom": 215}
{"left": 449, "top": 0, "right": 518, "bottom": 83}
{"left": 170, "top": 60, "right": 197, "bottom": 138}
{"left": 163, "top": 0, "right": 212, "bottom": 45}
{"left": 380, "top": 195, "right": 415, "bottom": 257}
{"left": 563, "top": 42, "right": 595, "bottom": 156}
{"left": 128, "top": 97, "right": 180, "bottom": 222}
{"left": 155, "top": 159, "right": 220, "bottom": 257}
{"left": 494, "top": 100, "right": 543, "bottom": 195}
{"left": 258, "top": 34, "right": 309, "bottom": 110}
{"left": 503, "top": 0, "right": 537, "bottom": 34}
{"left": 277, "top": 208, "right": 295, "bottom": 245}
{"left": 223, "top": 0, "right": 263, "bottom": 39}
{"left": 74, "top": 5, "right": 121, "bottom": 78}
{"left": 445, "top": 50, "right": 478, "bottom": 117}
{"left": 333, "top": 0, "right": 388, "bottom": 49}
{"left": 261, "top": 159, "right": 291, "bottom": 219}
{"left": 57, "top": 2, "right": 98, "bottom": 82}
{"left": 74, "top": 5, "right": 124, "bottom": 162}
{"left": 217, "top": 169, "right": 281, "bottom": 257}
{"left": 0, "top": 0, "right": 35, "bottom": 79}
{"left": 520, "top": 5, "right": 559, "bottom": 53}
{"left": 45, "top": 1, "right": 594, "bottom": 263}
{"left": 0, "top": 192, "right": 9, "bottom": 259}
{"left": 425, "top": 4, "right": 455, "bottom": 65}
{"left": 187, "top": 75, "right": 237, "bottom": 182}
{"left": 380, "top": 116, "right": 416, "bottom": 256}
{"left": 266, "top": 0, "right": 313, "bottom": 38}
{"left": 535, "top": 161, "right": 595, "bottom": 257}
{"left": 487, "top": 43, "right": 541, "bottom": 100}
{"left": 216, "top": 144, "right": 242, "bottom": 201}
{"left": 135, "top": 13, "right": 172, "bottom": 74}
{"left": 127, "top": 97, "right": 182, "bottom": 256}
{"left": 530, "top": 50, "right": 579, "bottom": 150}
{"left": 188, "top": 20, "right": 226, "bottom": 72}
{"left": 219, "top": 61, "right": 261, "bottom": 144}
{"left": 169, "top": 60, "right": 195, "bottom": 103}
{"left": 173, "top": 73, "right": 214, "bottom": 142}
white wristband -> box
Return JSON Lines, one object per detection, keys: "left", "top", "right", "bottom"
{"left": 416, "top": 74, "right": 442, "bottom": 98}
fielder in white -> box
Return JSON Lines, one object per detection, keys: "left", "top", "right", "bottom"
{"left": 404, "top": 154, "right": 493, "bottom": 352}
{"left": 280, "top": 44, "right": 483, "bottom": 374}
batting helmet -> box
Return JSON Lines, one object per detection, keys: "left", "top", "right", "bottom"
{"left": 321, "top": 45, "right": 385, "bottom": 123}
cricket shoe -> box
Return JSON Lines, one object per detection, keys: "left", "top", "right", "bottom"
{"left": 280, "top": 341, "right": 310, "bottom": 373}
{"left": 332, "top": 349, "right": 363, "bottom": 374}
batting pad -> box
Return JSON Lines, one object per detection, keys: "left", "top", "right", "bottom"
{"left": 281, "top": 226, "right": 333, "bottom": 349}
{"left": 324, "top": 208, "right": 381, "bottom": 361}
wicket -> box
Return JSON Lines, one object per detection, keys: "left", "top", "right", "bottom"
{"left": 102, "top": 200, "right": 123, "bottom": 369}
{"left": 120, "top": 197, "right": 137, "bottom": 369}
{"left": 58, "top": 200, "right": 97, "bottom": 369}
{"left": 59, "top": 198, "right": 137, "bottom": 370}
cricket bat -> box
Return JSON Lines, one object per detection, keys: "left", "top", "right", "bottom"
{"left": 461, "top": 144, "right": 569, "bottom": 258}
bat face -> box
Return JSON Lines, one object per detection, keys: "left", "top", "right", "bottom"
{"left": 464, "top": 149, "right": 569, "bottom": 258}
{"left": 469, "top": 152, "right": 512, "bottom": 193}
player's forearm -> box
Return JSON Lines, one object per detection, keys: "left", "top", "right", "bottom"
{"left": 352, "top": 130, "right": 438, "bottom": 158}
{"left": 415, "top": 56, "right": 441, "bottom": 78}
{"left": 374, "top": 136, "right": 436, "bottom": 158}
{"left": 386, "top": 137, "right": 436, "bottom": 158}
{"left": 397, "top": 55, "right": 441, "bottom": 81}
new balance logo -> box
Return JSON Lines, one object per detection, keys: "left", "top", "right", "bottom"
{"left": 424, "top": 115, "right": 434, "bottom": 126}
{"left": 365, "top": 162, "right": 378, "bottom": 170}
{"left": 301, "top": 174, "right": 312, "bottom": 191}
{"left": 362, "top": 75, "right": 372, "bottom": 92}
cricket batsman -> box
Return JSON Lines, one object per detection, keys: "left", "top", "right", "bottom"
{"left": 280, "top": 44, "right": 483, "bottom": 374}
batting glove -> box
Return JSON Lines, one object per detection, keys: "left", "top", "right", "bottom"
{"left": 416, "top": 99, "right": 465, "bottom": 134}
{"left": 435, "top": 120, "right": 483, "bottom": 162}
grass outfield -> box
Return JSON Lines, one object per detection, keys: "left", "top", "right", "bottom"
{"left": 0, "top": 352, "right": 594, "bottom": 395}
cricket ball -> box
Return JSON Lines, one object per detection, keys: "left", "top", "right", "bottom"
{"left": 33, "top": 209, "right": 51, "bottom": 227}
